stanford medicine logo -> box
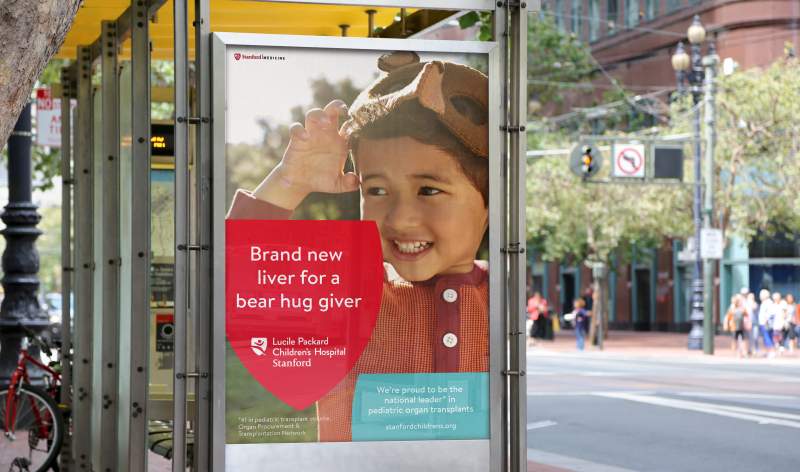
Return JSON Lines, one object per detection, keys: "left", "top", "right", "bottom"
{"left": 232, "top": 52, "right": 286, "bottom": 61}
{"left": 251, "top": 337, "right": 268, "bottom": 356}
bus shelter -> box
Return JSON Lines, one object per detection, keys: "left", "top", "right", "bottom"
{"left": 54, "top": 1, "right": 531, "bottom": 470}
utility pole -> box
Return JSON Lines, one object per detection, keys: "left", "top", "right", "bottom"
{"left": 702, "top": 44, "right": 719, "bottom": 355}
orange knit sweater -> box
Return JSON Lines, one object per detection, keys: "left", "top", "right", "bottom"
{"left": 228, "top": 190, "right": 489, "bottom": 441}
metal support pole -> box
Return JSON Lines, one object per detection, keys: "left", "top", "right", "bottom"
{"left": 59, "top": 65, "right": 75, "bottom": 472}
{"left": 702, "top": 44, "right": 718, "bottom": 355}
{"left": 173, "top": 0, "right": 190, "bottom": 470}
{"left": 193, "top": 0, "right": 212, "bottom": 469}
{"left": 491, "top": 6, "right": 508, "bottom": 472}
{"left": 687, "top": 37, "right": 705, "bottom": 351}
{"left": 98, "top": 20, "right": 121, "bottom": 471}
{"left": 126, "top": 1, "right": 152, "bottom": 469}
{"left": 593, "top": 263, "right": 606, "bottom": 351}
{"left": 0, "top": 102, "right": 46, "bottom": 385}
{"left": 505, "top": 2, "right": 528, "bottom": 471}
{"left": 73, "top": 44, "right": 94, "bottom": 471}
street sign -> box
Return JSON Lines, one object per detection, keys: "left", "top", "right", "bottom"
{"left": 700, "top": 229, "right": 724, "bottom": 259}
{"left": 612, "top": 143, "right": 646, "bottom": 178}
{"left": 35, "top": 88, "right": 75, "bottom": 148}
{"left": 678, "top": 237, "right": 697, "bottom": 262}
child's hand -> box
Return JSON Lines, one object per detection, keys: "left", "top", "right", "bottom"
{"left": 252, "top": 100, "right": 359, "bottom": 209}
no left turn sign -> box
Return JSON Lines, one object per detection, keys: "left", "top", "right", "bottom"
{"left": 612, "top": 143, "right": 646, "bottom": 178}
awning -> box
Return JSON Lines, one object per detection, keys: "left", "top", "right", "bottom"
{"left": 56, "top": 1, "right": 413, "bottom": 60}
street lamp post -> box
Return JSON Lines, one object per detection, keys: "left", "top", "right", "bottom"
{"left": 0, "top": 102, "right": 46, "bottom": 385}
{"left": 672, "top": 15, "right": 707, "bottom": 351}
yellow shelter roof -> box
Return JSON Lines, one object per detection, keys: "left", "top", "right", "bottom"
{"left": 57, "top": 1, "right": 411, "bottom": 60}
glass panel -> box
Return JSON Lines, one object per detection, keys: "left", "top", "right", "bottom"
{"left": 555, "top": 0, "right": 565, "bottom": 30}
{"left": 625, "top": 0, "right": 639, "bottom": 28}
{"left": 607, "top": 0, "right": 619, "bottom": 35}
{"left": 149, "top": 168, "right": 175, "bottom": 399}
{"left": 645, "top": 0, "right": 657, "bottom": 20}
{"left": 666, "top": 0, "right": 682, "bottom": 12}
{"left": 571, "top": 0, "right": 583, "bottom": 37}
{"left": 589, "top": 0, "right": 600, "bottom": 41}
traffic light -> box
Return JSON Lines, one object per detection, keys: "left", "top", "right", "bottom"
{"left": 581, "top": 146, "right": 595, "bottom": 176}
{"left": 570, "top": 141, "right": 603, "bottom": 179}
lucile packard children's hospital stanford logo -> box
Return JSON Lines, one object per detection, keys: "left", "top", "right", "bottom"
{"left": 226, "top": 220, "right": 383, "bottom": 410}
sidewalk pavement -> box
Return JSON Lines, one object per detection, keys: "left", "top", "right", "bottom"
{"left": 528, "top": 328, "right": 800, "bottom": 362}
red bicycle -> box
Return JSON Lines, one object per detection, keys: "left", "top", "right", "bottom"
{"left": 0, "top": 325, "right": 64, "bottom": 472}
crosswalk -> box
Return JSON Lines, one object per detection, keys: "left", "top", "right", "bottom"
{"left": 593, "top": 392, "right": 800, "bottom": 429}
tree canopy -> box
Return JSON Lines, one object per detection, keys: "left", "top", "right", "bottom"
{"left": 667, "top": 56, "right": 800, "bottom": 245}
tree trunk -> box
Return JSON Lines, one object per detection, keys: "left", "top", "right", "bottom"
{"left": 588, "top": 262, "right": 609, "bottom": 347}
{"left": 0, "top": 0, "right": 81, "bottom": 147}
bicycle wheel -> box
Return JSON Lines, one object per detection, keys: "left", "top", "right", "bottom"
{"left": 0, "top": 384, "right": 64, "bottom": 472}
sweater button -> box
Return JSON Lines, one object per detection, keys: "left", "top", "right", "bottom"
{"left": 442, "top": 288, "right": 458, "bottom": 303}
{"left": 442, "top": 332, "right": 458, "bottom": 348}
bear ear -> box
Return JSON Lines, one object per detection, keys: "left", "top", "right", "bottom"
{"left": 377, "top": 51, "right": 420, "bottom": 72}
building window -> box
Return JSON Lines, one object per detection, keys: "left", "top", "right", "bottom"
{"left": 625, "top": 0, "right": 639, "bottom": 29}
{"left": 666, "top": 0, "right": 682, "bottom": 12}
{"left": 571, "top": 0, "right": 583, "bottom": 37}
{"left": 645, "top": 0, "right": 657, "bottom": 20}
{"left": 554, "top": 0, "right": 565, "bottom": 30}
{"left": 589, "top": 0, "right": 600, "bottom": 41}
{"left": 607, "top": 0, "right": 619, "bottom": 35}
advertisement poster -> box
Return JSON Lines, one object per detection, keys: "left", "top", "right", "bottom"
{"left": 219, "top": 37, "right": 494, "bottom": 470}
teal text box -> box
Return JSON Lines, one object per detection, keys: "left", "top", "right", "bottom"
{"left": 351, "top": 372, "right": 489, "bottom": 441}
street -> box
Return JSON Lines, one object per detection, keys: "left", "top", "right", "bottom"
{"left": 526, "top": 332, "right": 800, "bottom": 472}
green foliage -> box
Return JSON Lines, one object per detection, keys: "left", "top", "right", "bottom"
{"left": 36, "top": 205, "right": 62, "bottom": 295}
{"left": 527, "top": 16, "right": 596, "bottom": 110}
{"left": 152, "top": 60, "right": 175, "bottom": 121}
{"left": 458, "top": 11, "right": 493, "bottom": 41}
{"left": 459, "top": 12, "right": 597, "bottom": 114}
{"left": 666, "top": 57, "right": 800, "bottom": 244}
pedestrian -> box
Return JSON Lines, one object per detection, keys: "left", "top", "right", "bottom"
{"left": 571, "top": 298, "right": 589, "bottom": 351}
{"left": 793, "top": 298, "right": 800, "bottom": 352}
{"left": 770, "top": 292, "right": 786, "bottom": 355}
{"left": 745, "top": 291, "right": 758, "bottom": 356}
{"left": 757, "top": 289, "right": 775, "bottom": 358}
{"left": 784, "top": 294, "right": 796, "bottom": 353}
{"left": 726, "top": 295, "right": 747, "bottom": 358}
{"left": 526, "top": 292, "right": 547, "bottom": 346}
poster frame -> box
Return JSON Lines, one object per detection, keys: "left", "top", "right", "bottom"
{"left": 211, "top": 32, "right": 503, "bottom": 471}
